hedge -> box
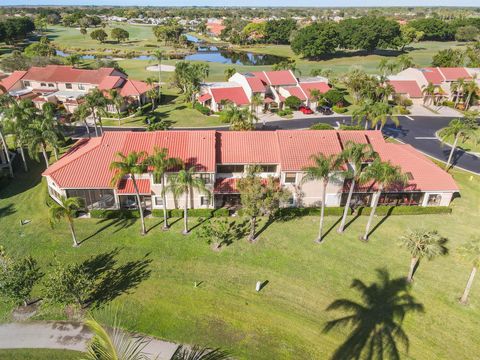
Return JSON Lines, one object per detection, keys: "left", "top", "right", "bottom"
{"left": 152, "top": 208, "right": 229, "bottom": 218}
{"left": 276, "top": 206, "right": 452, "bottom": 217}
{"left": 332, "top": 105, "right": 348, "bottom": 114}
{"left": 310, "top": 123, "right": 334, "bottom": 130}
{"left": 90, "top": 209, "right": 140, "bottom": 219}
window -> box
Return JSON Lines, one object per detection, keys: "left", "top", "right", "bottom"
{"left": 78, "top": 84, "right": 85, "bottom": 90}
{"left": 65, "top": 83, "right": 72, "bottom": 89}
{"left": 48, "top": 83, "right": 55, "bottom": 88}
{"left": 154, "top": 196, "right": 164, "bottom": 206}
{"left": 23, "top": 81, "right": 30, "bottom": 87}
{"left": 217, "top": 164, "right": 245, "bottom": 173}
{"left": 199, "top": 173, "right": 211, "bottom": 184}
{"left": 40, "top": 82, "right": 46, "bottom": 87}
{"left": 65, "top": 189, "right": 115, "bottom": 209}
{"left": 258, "top": 164, "right": 277, "bottom": 173}
{"left": 286, "top": 197, "right": 295, "bottom": 206}
{"left": 427, "top": 194, "right": 442, "bottom": 206}
{"left": 284, "top": 172, "right": 296, "bottom": 184}
{"left": 200, "top": 196, "right": 210, "bottom": 206}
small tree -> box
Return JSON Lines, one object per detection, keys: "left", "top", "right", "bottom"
{"left": 108, "top": 89, "right": 124, "bottom": 125}
{"left": 440, "top": 116, "right": 478, "bottom": 170}
{"left": 65, "top": 54, "right": 82, "bottom": 68}
{"left": 197, "top": 218, "right": 239, "bottom": 250}
{"left": 110, "top": 28, "right": 129, "bottom": 43}
{"left": 0, "top": 254, "right": 42, "bottom": 306}
{"left": 284, "top": 95, "right": 302, "bottom": 110}
{"left": 49, "top": 196, "right": 83, "bottom": 247}
{"left": 43, "top": 259, "right": 93, "bottom": 307}
{"left": 90, "top": 29, "right": 108, "bottom": 43}
{"left": 80, "top": 27, "right": 87, "bottom": 37}
{"left": 458, "top": 238, "right": 480, "bottom": 305}
{"left": 224, "top": 67, "right": 237, "bottom": 81}
{"left": 400, "top": 229, "right": 448, "bottom": 282}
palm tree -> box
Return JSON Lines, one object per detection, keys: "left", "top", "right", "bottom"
{"left": 149, "top": 49, "right": 164, "bottom": 103}
{"left": 301, "top": 153, "right": 343, "bottom": 243}
{"left": 0, "top": 91, "right": 14, "bottom": 177}
{"left": 65, "top": 54, "right": 82, "bottom": 68}
{"left": 324, "top": 269, "right": 424, "bottom": 360}
{"left": 338, "top": 142, "right": 378, "bottom": 233}
{"left": 359, "top": 159, "right": 407, "bottom": 241}
{"left": 352, "top": 99, "right": 375, "bottom": 129}
{"left": 451, "top": 78, "right": 465, "bottom": 108}
{"left": 83, "top": 315, "right": 150, "bottom": 360}
{"left": 440, "top": 117, "right": 478, "bottom": 170}
{"left": 223, "top": 106, "right": 256, "bottom": 131}
{"left": 370, "top": 102, "right": 399, "bottom": 131}
{"left": 168, "top": 167, "right": 210, "bottom": 234}
{"left": 72, "top": 104, "right": 93, "bottom": 139}
{"left": 400, "top": 229, "right": 448, "bottom": 282}
{"left": 108, "top": 89, "right": 124, "bottom": 125}
{"left": 396, "top": 54, "right": 415, "bottom": 71}
{"left": 250, "top": 93, "right": 263, "bottom": 119}
{"left": 145, "top": 77, "right": 158, "bottom": 111}
{"left": 224, "top": 66, "right": 236, "bottom": 81}
{"left": 110, "top": 151, "right": 149, "bottom": 235}
{"left": 458, "top": 238, "right": 480, "bottom": 305}
{"left": 49, "top": 196, "right": 83, "bottom": 247}
{"left": 85, "top": 88, "right": 107, "bottom": 137}
{"left": 171, "top": 345, "right": 231, "bottom": 360}
{"left": 422, "top": 82, "right": 437, "bottom": 106}
{"left": 147, "top": 147, "right": 183, "bottom": 230}
{"left": 463, "top": 77, "right": 479, "bottom": 110}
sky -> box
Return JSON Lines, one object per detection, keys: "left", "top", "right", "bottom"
{"left": 2, "top": 0, "right": 480, "bottom": 7}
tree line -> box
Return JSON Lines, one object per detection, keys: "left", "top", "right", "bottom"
{"left": 0, "top": 17, "right": 35, "bottom": 45}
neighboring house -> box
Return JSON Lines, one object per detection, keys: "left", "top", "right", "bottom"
{"left": 206, "top": 18, "right": 225, "bottom": 37}
{"left": 199, "top": 71, "right": 330, "bottom": 112}
{"left": 42, "top": 130, "right": 459, "bottom": 212}
{"left": 0, "top": 65, "right": 156, "bottom": 113}
{"left": 387, "top": 77, "right": 424, "bottom": 104}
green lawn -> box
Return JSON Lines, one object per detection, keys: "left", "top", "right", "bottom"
{"left": 0, "top": 349, "right": 82, "bottom": 359}
{"left": 439, "top": 128, "right": 480, "bottom": 154}
{"left": 1, "top": 153, "right": 480, "bottom": 359}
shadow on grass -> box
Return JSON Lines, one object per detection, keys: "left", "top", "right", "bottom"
{"left": 147, "top": 216, "right": 182, "bottom": 232}
{"left": 80, "top": 216, "right": 136, "bottom": 245}
{"left": 367, "top": 207, "right": 394, "bottom": 238}
{"left": 323, "top": 216, "right": 343, "bottom": 239}
{"left": 0, "top": 155, "right": 44, "bottom": 200}
{"left": 82, "top": 248, "right": 152, "bottom": 308}
{"left": 0, "top": 204, "right": 16, "bottom": 217}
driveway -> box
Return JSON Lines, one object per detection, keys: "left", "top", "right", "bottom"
{"left": 0, "top": 321, "right": 178, "bottom": 359}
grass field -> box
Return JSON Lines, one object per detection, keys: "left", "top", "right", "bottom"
{"left": 439, "top": 129, "right": 480, "bottom": 154}
{"left": 0, "top": 349, "right": 82, "bottom": 359}
{"left": 1, "top": 153, "right": 480, "bottom": 359}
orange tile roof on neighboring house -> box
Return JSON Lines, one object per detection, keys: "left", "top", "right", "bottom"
{"left": 206, "top": 23, "right": 226, "bottom": 36}
{"left": 198, "top": 93, "right": 212, "bottom": 102}
{"left": 98, "top": 75, "right": 125, "bottom": 91}
{"left": 299, "top": 82, "right": 331, "bottom": 97}
{"left": 0, "top": 70, "right": 27, "bottom": 90}
{"left": 263, "top": 70, "right": 297, "bottom": 86}
{"left": 438, "top": 67, "right": 472, "bottom": 82}
{"left": 210, "top": 87, "right": 250, "bottom": 106}
{"left": 420, "top": 67, "right": 445, "bottom": 85}
{"left": 43, "top": 130, "right": 459, "bottom": 193}
{"left": 388, "top": 80, "right": 423, "bottom": 98}
{"left": 120, "top": 79, "right": 154, "bottom": 97}
{"left": 21, "top": 65, "right": 123, "bottom": 85}
{"left": 282, "top": 86, "right": 307, "bottom": 101}
{"left": 245, "top": 76, "right": 266, "bottom": 93}
{"left": 117, "top": 178, "right": 151, "bottom": 194}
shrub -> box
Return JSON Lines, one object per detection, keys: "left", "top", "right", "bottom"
{"left": 310, "top": 123, "right": 334, "bottom": 130}
{"left": 284, "top": 96, "right": 302, "bottom": 109}
{"left": 278, "top": 108, "right": 293, "bottom": 117}
{"left": 275, "top": 206, "right": 452, "bottom": 217}
{"left": 323, "top": 89, "right": 345, "bottom": 106}
{"left": 89, "top": 209, "right": 140, "bottom": 219}
{"left": 332, "top": 105, "right": 348, "bottom": 113}
{"left": 442, "top": 100, "right": 456, "bottom": 108}
{"left": 395, "top": 106, "right": 411, "bottom": 115}
{"left": 339, "top": 124, "right": 364, "bottom": 130}
{"left": 194, "top": 102, "right": 211, "bottom": 115}
{"left": 152, "top": 208, "right": 229, "bottom": 218}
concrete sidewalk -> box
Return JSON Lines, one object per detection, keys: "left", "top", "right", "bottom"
{"left": 0, "top": 321, "right": 178, "bottom": 359}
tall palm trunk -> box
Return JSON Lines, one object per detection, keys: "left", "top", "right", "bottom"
{"left": 465, "top": 91, "right": 473, "bottom": 110}
{"left": 91, "top": 110, "right": 99, "bottom": 137}
{"left": 407, "top": 256, "right": 418, "bottom": 282}
{"left": 132, "top": 176, "right": 146, "bottom": 235}
{"left": 338, "top": 178, "right": 355, "bottom": 233}
{"left": 18, "top": 146, "right": 28, "bottom": 172}
{"left": 316, "top": 180, "right": 328, "bottom": 243}
{"left": 162, "top": 173, "right": 169, "bottom": 230}
{"left": 182, "top": 188, "right": 189, "bottom": 234}
{"left": 53, "top": 147, "right": 59, "bottom": 161}
{"left": 0, "top": 129, "right": 13, "bottom": 177}
{"left": 41, "top": 143, "right": 49, "bottom": 168}
{"left": 445, "top": 133, "right": 459, "bottom": 170}
{"left": 68, "top": 219, "right": 79, "bottom": 247}
{"left": 460, "top": 266, "right": 477, "bottom": 304}
{"left": 158, "top": 58, "right": 162, "bottom": 104}
{"left": 249, "top": 215, "right": 257, "bottom": 242}
{"left": 83, "top": 119, "right": 91, "bottom": 139}
{"left": 362, "top": 188, "right": 381, "bottom": 241}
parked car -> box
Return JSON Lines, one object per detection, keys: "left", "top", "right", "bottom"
{"left": 299, "top": 105, "right": 314, "bottom": 114}
{"left": 318, "top": 106, "right": 333, "bottom": 115}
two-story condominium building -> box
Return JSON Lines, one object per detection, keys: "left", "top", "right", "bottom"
{"left": 42, "top": 130, "right": 459, "bottom": 212}
{"left": 0, "top": 65, "right": 156, "bottom": 113}
{"left": 198, "top": 70, "right": 330, "bottom": 112}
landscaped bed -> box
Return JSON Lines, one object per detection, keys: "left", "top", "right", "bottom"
{"left": 0, "top": 158, "right": 479, "bottom": 359}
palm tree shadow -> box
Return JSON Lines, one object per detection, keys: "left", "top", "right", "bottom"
{"left": 323, "top": 216, "right": 343, "bottom": 238}
{"left": 344, "top": 212, "right": 361, "bottom": 231}
{"left": 367, "top": 207, "right": 394, "bottom": 238}
{"left": 324, "top": 268, "right": 424, "bottom": 360}
{"left": 80, "top": 216, "right": 136, "bottom": 245}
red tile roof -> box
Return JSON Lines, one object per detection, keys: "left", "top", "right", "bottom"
{"left": 98, "top": 76, "right": 125, "bottom": 90}
{"left": 43, "top": 130, "right": 458, "bottom": 193}
{"left": 21, "top": 65, "right": 122, "bottom": 85}
{"left": 245, "top": 76, "right": 266, "bottom": 92}
{"left": 198, "top": 93, "right": 212, "bottom": 102}
{"left": 211, "top": 87, "right": 249, "bottom": 106}
{"left": 117, "top": 178, "right": 151, "bottom": 194}
{"left": 438, "top": 67, "right": 472, "bottom": 82}
{"left": 420, "top": 67, "right": 444, "bottom": 85}
{"left": 299, "top": 82, "right": 331, "bottom": 97}
{"left": 388, "top": 80, "right": 423, "bottom": 98}
{"left": 120, "top": 79, "right": 154, "bottom": 97}
{"left": 263, "top": 70, "right": 297, "bottom": 86}
{"left": 0, "top": 70, "right": 27, "bottom": 90}
{"left": 283, "top": 86, "right": 307, "bottom": 101}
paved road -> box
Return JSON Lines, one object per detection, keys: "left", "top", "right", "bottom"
{"left": 0, "top": 321, "right": 178, "bottom": 359}
{"left": 65, "top": 115, "right": 480, "bottom": 174}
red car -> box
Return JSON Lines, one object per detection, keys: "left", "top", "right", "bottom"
{"left": 299, "top": 105, "right": 314, "bottom": 114}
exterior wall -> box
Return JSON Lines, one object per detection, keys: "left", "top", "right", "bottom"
{"left": 396, "top": 68, "right": 429, "bottom": 89}
{"left": 421, "top": 191, "right": 454, "bottom": 207}
{"left": 46, "top": 176, "right": 67, "bottom": 203}
{"left": 229, "top": 73, "right": 253, "bottom": 100}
